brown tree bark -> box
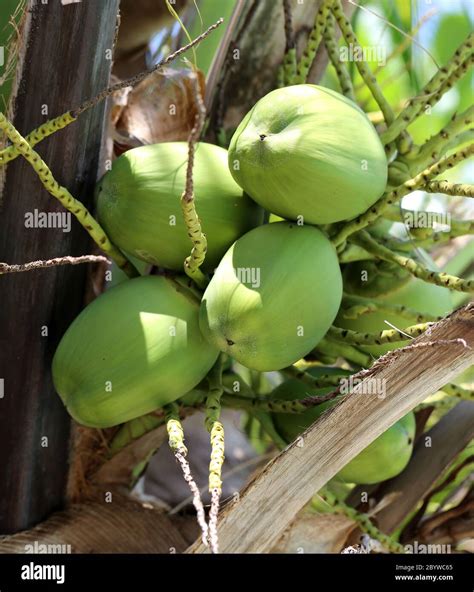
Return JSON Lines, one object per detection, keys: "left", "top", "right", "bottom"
{"left": 0, "top": 1, "right": 119, "bottom": 534}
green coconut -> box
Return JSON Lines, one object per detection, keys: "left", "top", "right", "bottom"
{"left": 337, "top": 412, "right": 415, "bottom": 484}
{"left": 96, "top": 142, "right": 262, "bottom": 271}
{"left": 53, "top": 276, "right": 219, "bottom": 428}
{"left": 271, "top": 379, "right": 416, "bottom": 484}
{"left": 199, "top": 222, "right": 343, "bottom": 371}
{"left": 228, "top": 84, "right": 387, "bottom": 224}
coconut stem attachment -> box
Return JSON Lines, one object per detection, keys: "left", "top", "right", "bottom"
{"left": 318, "top": 488, "right": 406, "bottom": 554}
{"left": 381, "top": 33, "right": 474, "bottom": 146}
{"left": 351, "top": 231, "right": 474, "bottom": 293}
{"left": 165, "top": 403, "right": 209, "bottom": 548}
{"left": 295, "top": 0, "right": 334, "bottom": 84}
{"left": 0, "top": 113, "right": 139, "bottom": 278}
{"left": 332, "top": 144, "right": 474, "bottom": 247}
{"left": 323, "top": 12, "right": 356, "bottom": 101}
{"left": 205, "top": 357, "right": 225, "bottom": 554}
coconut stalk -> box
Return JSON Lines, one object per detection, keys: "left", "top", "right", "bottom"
{"left": 318, "top": 488, "right": 405, "bottom": 553}
{"left": 165, "top": 403, "right": 209, "bottom": 547}
{"left": 351, "top": 231, "right": 474, "bottom": 292}
{"left": 332, "top": 144, "right": 474, "bottom": 246}
{"left": 406, "top": 105, "right": 474, "bottom": 169}
{"left": 331, "top": 0, "right": 395, "bottom": 130}
{"left": 380, "top": 33, "right": 473, "bottom": 145}
{"left": 328, "top": 323, "right": 431, "bottom": 346}
{"left": 293, "top": 0, "right": 334, "bottom": 84}
{"left": 205, "top": 358, "right": 225, "bottom": 554}
{"left": 180, "top": 73, "right": 208, "bottom": 288}
{"left": 423, "top": 181, "right": 474, "bottom": 197}
{"left": 340, "top": 293, "right": 442, "bottom": 323}
{"left": 277, "top": 0, "right": 297, "bottom": 87}
{"left": 323, "top": 11, "right": 355, "bottom": 101}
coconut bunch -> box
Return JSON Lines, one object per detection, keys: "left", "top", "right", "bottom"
{"left": 37, "top": 2, "right": 472, "bottom": 553}
{"left": 54, "top": 82, "right": 389, "bottom": 425}
{"left": 54, "top": 87, "right": 470, "bottom": 453}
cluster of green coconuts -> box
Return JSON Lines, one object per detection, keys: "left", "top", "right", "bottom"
{"left": 53, "top": 85, "right": 452, "bottom": 485}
